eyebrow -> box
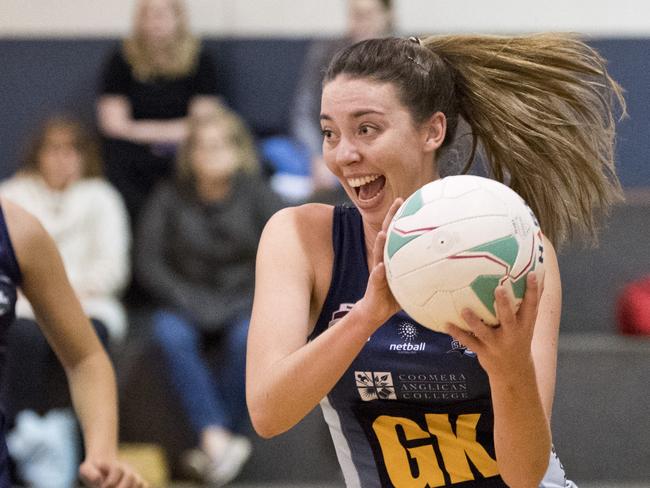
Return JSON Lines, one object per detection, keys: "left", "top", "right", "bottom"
{"left": 320, "top": 109, "right": 385, "bottom": 121}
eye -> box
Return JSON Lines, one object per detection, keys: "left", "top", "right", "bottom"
{"left": 321, "top": 127, "right": 339, "bottom": 144}
{"left": 359, "top": 124, "right": 378, "bottom": 136}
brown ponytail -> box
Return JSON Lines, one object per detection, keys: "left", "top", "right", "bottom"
{"left": 325, "top": 34, "right": 626, "bottom": 246}
{"left": 424, "top": 33, "right": 625, "bottom": 246}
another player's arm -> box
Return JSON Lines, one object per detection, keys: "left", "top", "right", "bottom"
{"left": 247, "top": 202, "right": 401, "bottom": 438}
{"left": 3, "top": 200, "right": 145, "bottom": 487}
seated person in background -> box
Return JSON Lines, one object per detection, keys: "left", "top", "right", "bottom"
{"left": 0, "top": 115, "right": 131, "bottom": 486}
{"left": 0, "top": 115, "right": 131, "bottom": 343}
{"left": 288, "top": 0, "right": 393, "bottom": 200}
{"left": 96, "top": 0, "right": 221, "bottom": 226}
{"left": 135, "top": 107, "right": 285, "bottom": 486}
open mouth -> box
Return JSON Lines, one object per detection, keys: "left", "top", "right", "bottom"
{"left": 348, "top": 174, "right": 386, "bottom": 202}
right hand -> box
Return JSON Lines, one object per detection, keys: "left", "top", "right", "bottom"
{"left": 355, "top": 198, "right": 404, "bottom": 326}
{"left": 79, "top": 457, "right": 148, "bottom": 488}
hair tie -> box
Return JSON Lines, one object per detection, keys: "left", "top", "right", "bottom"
{"left": 408, "top": 36, "right": 422, "bottom": 46}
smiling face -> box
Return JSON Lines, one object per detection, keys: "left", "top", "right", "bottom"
{"left": 320, "top": 75, "right": 445, "bottom": 228}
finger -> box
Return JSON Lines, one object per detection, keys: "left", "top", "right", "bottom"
{"left": 115, "top": 471, "right": 138, "bottom": 488}
{"left": 460, "top": 308, "right": 497, "bottom": 341}
{"left": 494, "top": 286, "right": 516, "bottom": 328}
{"left": 517, "top": 272, "right": 540, "bottom": 327}
{"left": 100, "top": 464, "right": 124, "bottom": 488}
{"left": 372, "top": 230, "right": 387, "bottom": 268}
{"left": 382, "top": 198, "right": 404, "bottom": 233}
{"left": 368, "top": 261, "right": 389, "bottom": 291}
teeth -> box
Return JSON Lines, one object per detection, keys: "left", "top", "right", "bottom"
{"left": 347, "top": 174, "right": 381, "bottom": 188}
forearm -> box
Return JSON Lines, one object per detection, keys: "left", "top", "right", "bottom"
{"left": 249, "top": 306, "right": 377, "bottom": 438}
{"left": 122, "top": 118, "right": 188, "bottom": 144}
{"left": 490, "top": 359, "right": 551, "bottom": 487}
{"left": 66, "top": 350, "right": 119, "bottom": 460}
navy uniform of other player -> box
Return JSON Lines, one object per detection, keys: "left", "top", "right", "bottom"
{"left": 0, "top": 199, "right": 146, "bottom": 487}
{"left": 247, "top": 35, "right": 623, "bottom": 488}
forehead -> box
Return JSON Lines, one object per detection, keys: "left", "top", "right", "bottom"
{"left": 43, "top": 125, "right": 77, "bottom": 143}
{"left": 350, "top": 0, "right": 386, "bottom": 14}
{"left": 321, "top": 76, "right": 405, "bottom": 118}
{"left": 140, "top": 0, "right": 175, "bottom": 14}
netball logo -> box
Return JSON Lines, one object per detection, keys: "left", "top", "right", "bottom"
{"left": 397, "top": 321, "right": 418, "bottom": 342}
{"left": 389, "top": 321, "right": 426, "bottom": 353}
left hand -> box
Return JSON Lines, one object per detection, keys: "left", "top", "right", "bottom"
{"left": 446, "top": 271, "right": 543, "bottom": 377}
{"left": 79, "top": 457, "right": 148, "bottom": 488}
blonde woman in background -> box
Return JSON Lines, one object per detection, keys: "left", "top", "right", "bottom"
{"left": 136, "top": 107, "right": 284, "bottom": 486}
{"left": 97, "top": 0, "right": 221, "bottom": 226}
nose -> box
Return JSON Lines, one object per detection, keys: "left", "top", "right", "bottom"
{"left": 335, "top": 136, "right": 361, "bottom": 166}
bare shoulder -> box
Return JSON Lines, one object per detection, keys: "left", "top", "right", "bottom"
{"left": 259, "top": 203, "right": 335, "bottom": 307}
{"left": 262, "top": 203, "right": 334, "bottom": 255}
{"left": 1, "top": 198, "right": 50, "bottom": 267}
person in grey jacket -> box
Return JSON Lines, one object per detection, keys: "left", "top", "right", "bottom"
{"left": 289, "top": 0, "right": 393, "bottom": 197}
{"left": 136, "top": 106, "right": 284, "bottom": 486}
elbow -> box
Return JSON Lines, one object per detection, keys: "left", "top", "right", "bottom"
{"left": 500, "top": 452, "right": 550, "bottom": 488}
{"left": 248, "top": 411, "right": 284, "bottom": 440}
{"left": 247, "top": 395, "right": 291, "bottom": 439}
{"left": 251, "top": 420, "right": 279, "bottom": 440}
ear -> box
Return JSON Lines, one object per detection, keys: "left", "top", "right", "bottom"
{"left": 422, "top": 112, "right": 446, "bottom": 152}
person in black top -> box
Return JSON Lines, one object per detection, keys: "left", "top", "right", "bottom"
{"left": 96, "top": 0, "right": 221, "bottom": 226}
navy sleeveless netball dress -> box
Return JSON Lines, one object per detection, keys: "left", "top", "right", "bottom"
{"left": 0, "top": 204, "right": 21, "bottom": 486}
{"left": 310, "top": 205, "right": 573, "bottom": 488}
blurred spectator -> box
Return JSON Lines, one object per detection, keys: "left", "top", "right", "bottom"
{"left": 135, "top": 107, "right": 284, "bottom": 485}
{"left": 283, "top": 0, "right": 393, "bottom": 201}
{"left": 96, "top": 0, "right": 221, "bottom": 227}
{"left": 0, "top": 115, "right": 130, "bottom": 342}
{"left": 0, "top": 115, "right": 130, "bottom": 485}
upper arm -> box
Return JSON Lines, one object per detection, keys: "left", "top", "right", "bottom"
{"left": 4, "top": 200, "right": 104, "bottom": 369}
{"left": 247, "top": 206, "right": 323, "bottom": 386}
{"left": 531, "top": 236, "right": 562, "bottom": 419}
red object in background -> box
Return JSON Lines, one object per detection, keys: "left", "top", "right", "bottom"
{"left": 616, "top": 276, "right": 650, "bottom": 335}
